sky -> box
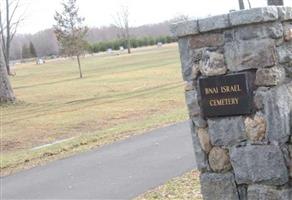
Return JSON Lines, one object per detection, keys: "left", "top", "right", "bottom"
{"left": 18, "top": 0, "right": 292, "bottom": 34}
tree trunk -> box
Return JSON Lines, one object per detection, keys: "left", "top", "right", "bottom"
{"left": 5, "top": 0, "right": 11, "bottom": 75}
{"left": 247, "top": 0, "right": 252, "bottom": 8}
{"left": 268, "top": 0, "right": 284, "bottom": 5}
{"left": 127, "top": 38, "right": 131, "bottom": 54}
{"left": 238, "top": 0, "right": 245, "bottom": 10}
{"left": 77, "top": 55, "right": 83, "bottom": 78}
{"left": 0, "top": 46, "right": 15, "bottom": 103}
{"left": 126, "top": 24, "right": 131, "bottom": 54}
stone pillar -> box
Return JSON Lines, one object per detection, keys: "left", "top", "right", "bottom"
{"left": 172, "top": 6, "right": 292, "bottom": 200}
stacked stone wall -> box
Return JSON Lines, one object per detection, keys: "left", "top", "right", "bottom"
{"left": 172, "top": 6, "right": 292, "bottom": 200}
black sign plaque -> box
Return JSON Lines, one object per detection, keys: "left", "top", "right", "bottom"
{"left": 199, "top": 73, "right": 254, "bottom": 118}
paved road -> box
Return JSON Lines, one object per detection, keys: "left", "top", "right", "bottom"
{"left": 1, "top": 121, "right": 196, "bottom": 199}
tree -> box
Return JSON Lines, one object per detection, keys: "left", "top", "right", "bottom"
{"left": 238, "top": 0, "right": 252, "bottom": 10}
{"left": 31, "top": 29, "right": 59, "bottom": 57}
{"left": 238, "top": 0, "right": 245, "bottom": 10}
{"left": 21, "top": 44, "right": 30, "bottom": 59}
{"left": 267, "top": 0, "right": 284, "bottom": 5}
{"left": 113, "top": 6, "right": 131, "bottom": 54}
{"left": 29, "top": 41, "right": 36, "bottom": 58}
{"left": 0, "top": 0, "right": 24, "bottom": 75}
{"left": 54, "top": 0, "right": 88, "bottom": 78}
{"left": 0, "top": 42, "right": 15, "bottom": 103}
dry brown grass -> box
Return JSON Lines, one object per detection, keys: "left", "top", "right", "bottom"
{"left": 1, "top": 44, "right": 188, "bottom": 175}
{"left": 136, "top": 170, "right": 202, "bottom": 200}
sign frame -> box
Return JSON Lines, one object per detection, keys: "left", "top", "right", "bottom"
{"left": 198, "top": 72, "right": 254, "bottom": 118}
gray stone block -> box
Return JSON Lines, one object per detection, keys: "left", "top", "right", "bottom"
{"left": 277, "top": 42, "right": 292, "bottom": 64}
{"left": 255, "top": 66, "right": 286, "bottom": 86}
{"left": 200, "top": 172, "right": 239, "bottom": 200}
{"left": 225, "top": 39, "right": 276, "bottom": 72}
{"left": 185, "top": 89, "right": 200, "bottom": 117}
{"left": 264, "top": 84, "right": 291, "bottom": 144}
{"left": 178, "top": 37, "right": 194, "bottom": 81}
{"left": 208, "top": 116, "right": 246, "bottom": 147}
{"left": 278, "top": 6, "right": 292, "bottom": 21}
{"left": 230, "top": 145, "right": 288, "bottom": 186}
{"left": 247, "top": 184, "right": 292, "bottom": 200}
{"left": 191, "top": 115, "right": 207, "bottom": 128}
{"left": 178, "top": 38, "right": 208, "bottom": 81}
{"left": 170, "top": 20, "right": 198, "bottom": 37}
{"left": 198, "top": 14, "right": 229, "bottom": 33}
{"left": 234, "top": 22, "right": 283, "bottom": 40}
{"left": 230, "top": 7, "right": 278, "bottom": 27}
{"left": 254, "top": 87, "right": 269, "bottom": 110}
{"left": 189, "top": 120, "right": 209, "bottom": 172}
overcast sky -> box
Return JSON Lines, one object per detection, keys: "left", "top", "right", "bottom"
{"left": 19, "top": 0, "right": 292, "bottom": 34}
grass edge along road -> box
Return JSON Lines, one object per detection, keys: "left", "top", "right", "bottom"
{"left": 136, "top": 170, "right": 202, "bottom": 200}
{"left": 1, "top": 44, "right": 188, "bottom": 176}
{"left": 1, "top": 108, "right": 187, "bottom": 176}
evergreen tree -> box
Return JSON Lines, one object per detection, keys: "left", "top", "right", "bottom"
{"left": 54, "top": 0, "right": 88, "bottom": 78}
{"left": 22, "top": 44, "right": 31, "bottom": 59}
{"left": 29, "top": 41, "right": 37, "bottom": 58}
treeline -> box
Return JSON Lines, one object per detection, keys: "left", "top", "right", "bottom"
{"left": 21, "top": 42, "right": 37, "bottom": 59}
{"left": 89, "top": 35, "right": 176, "bottom": 53}
{"left": 11, "top": 15, "right": 188, "bottom": 60}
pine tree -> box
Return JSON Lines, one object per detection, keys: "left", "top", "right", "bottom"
{"left": 54, "top": 0, "right": 88, "bottom": 78}
{"left": 29, "top": 41, "right": 37, "bottom": 58}
{"left": 22, "top": 44, "right": 31, "bottom": 59}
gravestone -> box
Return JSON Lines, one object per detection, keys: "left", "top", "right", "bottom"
{"left": 172, "top": 6, "right": 292, "bottom": 200}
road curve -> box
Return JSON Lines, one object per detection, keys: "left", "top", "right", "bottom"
{"left": 1, "top": 121, "right": 196, "bottom": 199}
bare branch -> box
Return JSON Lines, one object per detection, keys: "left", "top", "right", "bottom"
{"left": 112, "top": 5, "right": 131, "bottom": 54}
{"left": 8, "top": 0, "right": 20, "bottom": 24}
{"left": 247, "top": 0, "right": 252, "bottom": 8}
{"left": 0, "top": 0, "right": 25, "bottom": 74}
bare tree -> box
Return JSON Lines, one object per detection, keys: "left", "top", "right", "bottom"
{"left": 0, "top": 0, "right": 24, "bottom": 75}
{"left": 267, "top": 0, "right": 284, "bottom": 5}
{"left": 0, "top": 40, "right": 15, "bottom": 103}
{"left": 238, "top": 0, "right": 245, "bottom": 10}
{"left": 113, "top": 6, "right": 131, "bottom": 54}
{"left": 54, "top": 0, "right": 88, "bottom": 79}
{"left": 238, "top": 0, "right": 252, "bottom": 10}
{"left": 247, "top": 0, "right": 252, "bottom": 8}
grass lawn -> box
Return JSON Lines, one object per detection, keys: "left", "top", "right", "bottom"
{"left": 1, "top": 44, "right": 188, "bottom": 175}
{"left": 136, "top": 170, "right": 202, "bottom": 200}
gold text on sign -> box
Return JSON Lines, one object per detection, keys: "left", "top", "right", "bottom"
{"left": 209, "top": 98, "right": 239, "bottom": 107}
{"left": 204, "top": 84, "right": 241, "bottom": 95}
